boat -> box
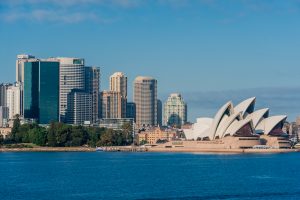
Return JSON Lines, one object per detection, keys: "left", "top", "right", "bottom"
{"left": 96, "top": 147, "right": 105, "bottom": 151}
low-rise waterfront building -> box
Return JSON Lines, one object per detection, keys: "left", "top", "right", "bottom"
{"left": 136, "top": 127, "right": 176, "bottom": 145}
{"left": 0, "top": 127, "right": 11, "bottom": 139}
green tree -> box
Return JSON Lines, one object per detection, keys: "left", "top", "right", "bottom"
{"left": 47, "top": 121, "right": 57, "bottom": 147}
{"left": 19, "top": 123, "right": 32, "bottom": 143}
{"left": 98, "top": 129, "right": 115, "bottom": 146}
{"left": 0, "top": 135, "right": 4, "bottom": 146}
{"left": 28, "top": 127, "right": 47, "bottom": 146}
{"left": 11, "top": 115, "right": 21, "bottom": 142}
{"left": 55, "top": 123, "right": 71, "bottom": 147}
{"left": 121, "top": 122, "right": 133, "bottom": 145}
{"left": 69, "top": 126, "right": 88, "bottom": 146}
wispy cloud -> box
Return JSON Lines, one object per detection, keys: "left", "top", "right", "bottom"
{"left": 0, "top": 0, "right": 141, "bottom": 23}
{"left": 1, "top": 0, "right": 300, "bottom": 23}
{"left": 2, "top": 9, "right": 104, "bottom": 23}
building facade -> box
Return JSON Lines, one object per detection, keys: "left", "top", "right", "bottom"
{"left": 6, "top": 83, "right": 21, "bottom": 119}
{"left": 136, "top": 127, "right": 176, "bottom": 145}
{"left": 16, "top": 54, "right": 35, "bottom": 83}
{"left": 101, "top": 91, "right": 122, "bottom": 119}
{"left": 66, "top": 90, "right": 92, "bottom": 125}
{"left": 126, "top": 102, "right": 136, "bottom": 121}
{"left": 157, "top": 99, "right": 162, "bottom": 127}
{"left": 85, "top": 67, "right": 100, "bottom": 123}
{"left": 110, "top": 72, "right": 127, "bottom": 118}
{"left": 134, "top": 76, "right": 157, "bottom": 128}
{"left": 0, "top": 106, "right": 9, "bottom": 127}
{"left": 58, "top": 57, "right": 85, "bottom": 122}
{"left": 0, "top": 83, "right": 12, "bottom": 107}
{"left": 23, "top": 60, "right": 60, "bottom": 124}
{"left": 99, "top": 118, "right": 134, "bottom": 130}
{"left": 163, "top": 93, "right": 187, "bottom": 127}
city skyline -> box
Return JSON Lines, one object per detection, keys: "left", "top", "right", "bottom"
{"left": 0, "top": 0, "right": 300, "bottom": 121}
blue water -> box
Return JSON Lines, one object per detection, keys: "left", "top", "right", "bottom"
{"left": 0, "top": 152, "right": 299, "bottom": 200}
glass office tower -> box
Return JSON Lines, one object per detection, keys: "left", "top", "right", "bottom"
{"left": 23, "top": 60, "right": 59, "bottom": 124}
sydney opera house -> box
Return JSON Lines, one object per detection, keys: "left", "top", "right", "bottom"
{"left": 155, "top": 97, "right": 291, "bottom": 150}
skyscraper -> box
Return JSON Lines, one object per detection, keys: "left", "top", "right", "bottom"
{"left": 58, "top": 57, "right": 85, "bottom": 122}
{"left": 16, "top": 54, "right": 35, "bottom": 83}
{"left": 85, "top": 67, "right": 100, "bottom": 123}
{"left": 134, "top": 76, "right": 157, "bottom": 128}
{"left": 0, "top": 83, "right": 12, "bottom": 107}
{"left": 66, "top": 89, "right": 92, "bottom": 125}
{"left": 157, "top": 99, "right": 162, "bottom": 127}
{"left": 0, "top": 106, "right": 9, "bottom": 127}
{"left": 6, "top": 83, "right": 21, "bottom": 119}
{"left": 101, "top": 91, "right": 122, "bottom": 119}
{"left": 163, "top": 93, "right": 187, "bottom": 127}
{"left": 110, "top": 72, "right": 127, "bottom": 118}
{"left": 23, "top": 60, "right": 59, "bottom": 124}
{"left": 126, "top": 102, "right": 136, "bottom": 121}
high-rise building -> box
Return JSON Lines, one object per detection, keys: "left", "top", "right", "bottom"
{"left": 163, "top": 93, "right": 187, "bottom": 127}
{"left": 110, "top": 72, "right": 127, "bottom": 117}
{"left": 58, "top": 57, "right": 85, "bottom": 122}
{"left": 134, "top": 76, "right": 157, "bottom": 128}
{"left": 126, "top": 102, "right": 136, "bottom": 121}
{"left": 16, "top": 54, "right": 35, "bottom": 83}
{"left": 101, "top": 91, "right": 122, "bottom": 119}
{"left": 157, "top": 99, "right": 162, "bottom": 127}
{"left": 0, "top": 83, "right": 12, "bottom": 107}
{"left": 0, "top": 106, "right": 9, "bottom": 127}
{"left": 6, "top": 83, "right": 21, "bottom": 119}
{"left": 66, "top": 90, "right": 92, "bottom": 125}
{"left": 23, "top": 60, "right": 60, "bottom": 124}
{"left": 85, "top": 67, "right": 100, "bottom": 123}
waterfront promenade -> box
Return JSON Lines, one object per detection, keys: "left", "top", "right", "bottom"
{"left": 1, "top": 146, "right": 299, "bottom": 153}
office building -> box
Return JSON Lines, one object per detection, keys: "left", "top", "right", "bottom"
{"left": 16, "top": 54, "right": 35, "bottom": 83}
{"left": 0, "top": 106, "right": 9, "bottom": 127}
{"left": 163, "top": 93, "right": 187, "bottom": 127}
{"left": 66, "top": 90, "right": 92, "bottom": 125}
{"left": 0, "top": 83, "right": 12, "bottom": 107}
{"left": 101, "top": 91, "right": 122, "bottom": 119}
{"left": 110, "top": 72, "right": 127, "bottom": 117}
{"left": 85, "top": 67, "right": 100, "bottom": 123}
{"left": 6, "top": 83, "right": 21, "bottom": 119}
{"left": 134, "top": 76, "right": 157, "bottom": 128}
{"left": 126, "top": 102, "right": 136, "bottom": 121}
{"left": 157, "top": 99, "right": 162, "bottom": 127}
{"left": 23, "top": 60, "right": 59, "bottom": 124}
{"left": 58, "top": 57, "right": 85, "bottom": 122}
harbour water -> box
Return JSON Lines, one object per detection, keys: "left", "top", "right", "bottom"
{"left": 0, "top": 152, "right": 299, "bottom": 200}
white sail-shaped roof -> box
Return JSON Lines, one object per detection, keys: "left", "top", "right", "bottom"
{"left": 234, "top": 97, "right": 256, "bottom": 118}
{"left": 209, "top": 101, "right": 233, "bottom": 139}
{"left": 184, "top": 97, "right": 287, "bottom": 140}
{"left": 215, "top": 112, "right": 242, "bottom": 139}
{"left": 224, "top": 118, "right": 254, "bottom": 136}
{"left": 245, "top": 108, "right": 269, "bottom": 128}
{"left": 256, "top": 115, "right": 287, "bottom": 135}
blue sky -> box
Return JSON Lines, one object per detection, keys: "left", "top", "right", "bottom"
{"left": 1, "top": 0, "right": 300, "bottom": 121}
